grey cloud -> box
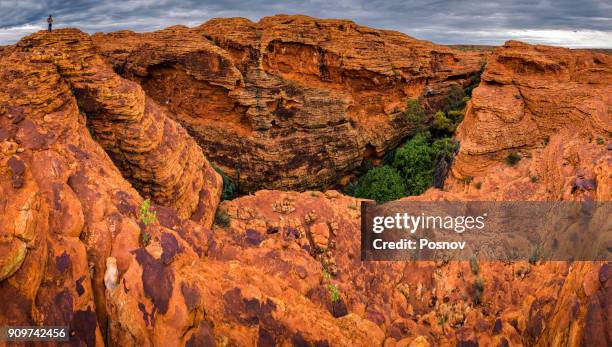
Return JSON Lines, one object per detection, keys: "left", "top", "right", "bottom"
{"left": 0, "top": 0, "right": 610, "bottom": 47}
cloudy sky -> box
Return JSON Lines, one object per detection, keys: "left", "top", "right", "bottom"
{"left": 1, "top": 0, "right": 611, "bottom": 47}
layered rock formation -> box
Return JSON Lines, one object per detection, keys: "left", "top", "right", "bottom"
{"left": 0, "top": 29, "right": 381, "bottom": 346}
{"left": 1, "top": 21, "right": 610, "bottom": 347}
{"left": 15, "top": 29, "right": 222, "bottom": 222}
{"left": 446, "top": 41, "right": 611, "bottom": 202}
{"left": 93, "top": 15, "right": 485, "bottom": 192}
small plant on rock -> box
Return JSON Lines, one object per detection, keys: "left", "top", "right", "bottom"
{"left": 139, "top": 199, "right": 156, "bottom": 247}
{"left": 472, "top": 276, "right": 485, "bottom": 305}
{"left": 140, "top": 232, "right": 151, "bottom": 246}
{"left": 327, "top": 284, "right": 340, "bottom": 303}
{"left": 469, "top": 255, "right": 479, "bottom": 275}
{"left": 140, "top": 199, "right": 157, "bottom": 226}
{"left": 437, "top": 313, "right": 448, "bottom": 326}
{"left": 505, "top": 152, "right": 521, "bottom": 166}
{"left": 529, "top": 245, "right": 541, "bottom": 265}
{"left": 214, "top": 208, "right": 230, "bottom": 227}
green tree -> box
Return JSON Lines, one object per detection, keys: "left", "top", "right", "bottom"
{"left": 392, "top": 134, "right": 458, "bottom": 195}
{"left": 405, "top": 99, "right": 426, "bottom": 132}
{"left": 392, "top": 134, "right": 437, "bottom": 195}
{"left": 353, "top": 165, "right": 407, "bottom": 203}
{"left": 432, "top": 137, "right": 459, "bottom": 159}
{"left": 432, "top": 111, "right": 454, "bottom": 133}
{"left": 445, "top": 85, "right": 467, "bottom": 112}
{"left": 212, "top": 163, "right": 236, "bottom": 201}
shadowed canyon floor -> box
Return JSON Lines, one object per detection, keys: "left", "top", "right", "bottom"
{"left": 0, "top": 15, "right": 611, "bottom": 347}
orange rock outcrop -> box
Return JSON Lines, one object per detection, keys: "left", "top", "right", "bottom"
{"left": 0, "top": 28, "right": 384, "bottom": 347}
{"left": 15, "top": 29, "right": 222, "bottom": 222}
{"left": 446, "top": 41, "right": 611, "bottom": 202}
{"left": 93, "top": 15, "right": 485, "bottom": 192}
{"left": 0, "top": 18, "right": 610, "bottom": 347}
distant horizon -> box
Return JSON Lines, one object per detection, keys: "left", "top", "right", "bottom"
{"left": 1, "top": 1, "right": 611, "bottom": 48}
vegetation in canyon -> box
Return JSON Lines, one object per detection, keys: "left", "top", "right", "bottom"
{"left": 347, "top": 84, "right": 475, "bottom": 203}
{"left": 1, "top": 16, "right": 610, "bottom": 347}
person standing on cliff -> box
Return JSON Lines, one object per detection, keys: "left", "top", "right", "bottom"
{"left": 47, "top": 15, "right": 53, "bottom": 32}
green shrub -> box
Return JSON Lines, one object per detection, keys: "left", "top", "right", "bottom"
{"left": 393, "top": 134, "right": 436, "bottom": 195}
{"left": 327, "top": 284, "right": 340, "bottom": 302}
{"left": 352, "top": 165, "right": 407, "bottom": 203}
{"left": 445, "top": 85, "right": 467, "bottom": 112}
{"left": 392, "top": 134, "right": 458, "bottom": 195}
{"left": 432, "top": 111, "right": 454, "bottom": 133}
{"left": 447, "top": 110, "right": 464, "bottom": 120}
{"left": 432, "top": 137, "right": 460, "bottom": 159}
{"left": 437, "top": 314, "right": 448, "bottom": 326}
{"left": 214, "top": 208, "right": 230, "bottom": 227}
{"left": 464, "top": 70, "right": 482, "bottom": 96}
{"left": 405, "top": 99, "right": 426, "bottom": 132}
{"left": 475, "top": 181, "right": 482, "bottom": 189}
{"left": 596, "top": 137, "right": 604, "bottom": 145}
{"left": 138, "top": 199, "right": 156, "bottom": 247}
{"left": 529, "top": 245, "right": 541, "bottom": 264}
{"left": 140, "top": 232, "right": 151, "bottom": 247}
{"left": 469, "top": 255, "right": 479, "bottom": 275}
{"left": 212, "top": 164, "right": 236, "bottom": 201}
{"left": 472, "top": 276, "right": 485, "bottom": 305}
{"left": 139, "top": 199, "right": 156, "bottom": 226}
{"left": 350, "top": 134, "right": 459, "bottom": 198}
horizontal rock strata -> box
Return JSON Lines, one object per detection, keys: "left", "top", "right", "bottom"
{"left": 93, "top": 15, "right": 485, "bottom": 192}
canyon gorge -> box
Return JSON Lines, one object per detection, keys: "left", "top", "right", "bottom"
{"left": 0, "top": 15, "right": 610, "bottom": 347}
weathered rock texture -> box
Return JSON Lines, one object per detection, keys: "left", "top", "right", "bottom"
{"left": 216, "top": 190, "right": 611, "bottom": 347}
{"left": 1, "top": 24, "right": 611, "bottom": 347}
{"left": 16, "top": 29, "right": 222, "bottom": 222}
{"left": 207, "top": 40, "right": 611, "bottom": 346}
{"left": 445, "top": 41, "right": 611, "bottom": 202}
{"left": 0, "top": 29, "right": 384, "bottom": 347}
{"left": 92, "top": 15, "right": 485, "bottom": 192}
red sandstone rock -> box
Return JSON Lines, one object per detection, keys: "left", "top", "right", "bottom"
{"left": 93, "top": 15, "right": 485, "bottom": 192}
{"left": 446, "top": 41, "right": 611, "bottom": 202}
{"left": 16, "top": 29, "right": 222, "bottom": 222}
{"left": 1, "top": 21, "right": 611, "bottom": 347}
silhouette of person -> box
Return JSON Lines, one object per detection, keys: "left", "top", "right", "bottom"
{"left": 47, "top": 15, "right": 53, "bottom": 32}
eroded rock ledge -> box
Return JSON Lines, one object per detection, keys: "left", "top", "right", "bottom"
{"left": 447, "top": 41, "right": 612, "bottom": 201}
{"left": 15, "top": 29, "right": 222, "bottom": 222}
{"left": 1, "top": 22, "right": 610, "bottom": 347}
{"left": 93, "top": 15, "right": 485, "bottom": 192}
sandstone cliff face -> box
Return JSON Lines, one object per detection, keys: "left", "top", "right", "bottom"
{"left": 1, "top": 23, "right": 611, "bottom": 347}
{"left": 206, "top": 42, "right": 611, "bottom": 346}
{"left": 0, "top": 29, "right": 386, "bottom": 347}
{"left": 93, "top": 15, "right": 484, "bottom": 192}
{"left": 446, "top": 41, "right": 611, "bottom": 202}
{"left": 15, "top": 29, "right": 222, "bottom": 222}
